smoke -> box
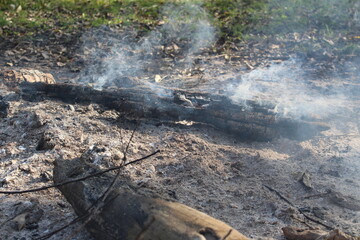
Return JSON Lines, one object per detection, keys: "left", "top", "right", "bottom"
{"left": 228, "top": 0, "right": 360, "bottom": 134}
{"left": 229, "top": 58, "right": 350, "bottom": 120}
{"left": 76, "top": 0, "right": 360, "bottom": 134}
{"left": 78, "top": 2, "right": 216, "bottom": 90}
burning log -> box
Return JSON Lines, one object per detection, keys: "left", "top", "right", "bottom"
{"left": 53, "top": 157, "right": 249, "bottom": 240}
{"left": 19, "top": 81, "right": 329, "bottom": 141}
{"left": 1, "top": 68, "right": 328, "bottom": 141}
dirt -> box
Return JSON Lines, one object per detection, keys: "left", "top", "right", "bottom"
{"left": 1, "top": 27, "right": 360, "bottom": 240}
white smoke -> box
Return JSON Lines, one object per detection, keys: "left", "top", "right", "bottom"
{"left": 79, "top": 2, "right": 216, "bottom": 90}
{"left": 229, "top": 58, "right": 348, "bottom": 120}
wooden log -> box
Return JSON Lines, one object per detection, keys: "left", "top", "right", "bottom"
{"left": 53, "top": 157, "right": 249, "bottom": 240}
{"left": 19, "top": 81, "right": 329, "bottom": 141}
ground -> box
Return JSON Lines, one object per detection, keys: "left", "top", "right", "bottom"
{"left": 1, "top": 26, "right": 360, "bottom": 240}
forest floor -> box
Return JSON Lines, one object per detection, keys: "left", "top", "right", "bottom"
{"left": 1, "top": 25, "right": 360, "bottom": 240}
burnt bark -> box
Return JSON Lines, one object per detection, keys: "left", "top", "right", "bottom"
{"left": 19, "top": 81, "right": 329, "bottom": 141}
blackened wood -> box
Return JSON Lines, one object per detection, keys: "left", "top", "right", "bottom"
{"left": 20, "top": 82, "right": 329, "bottom": 141}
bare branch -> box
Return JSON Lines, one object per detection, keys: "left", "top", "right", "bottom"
{"left": 123, "top": 121, "right": 139, "bottom": 161}
{"left": 0, "top": 150, "right": 160, "bottom": 195}
{"left": 264, "top": 184, "right": 333, "bottom": 230}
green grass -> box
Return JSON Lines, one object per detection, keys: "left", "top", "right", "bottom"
{"left": 0, "top": 0, "right": 166, "bottom": 36}
{"left": 0, "top": 0, "right": 359, "bottom": 48}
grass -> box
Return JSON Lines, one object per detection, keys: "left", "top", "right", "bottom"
{"left": 0, "top": 0, "right": 166, "bottom": 35}
{"left": 0, "top": 0, "right": 359, "bottom": 53}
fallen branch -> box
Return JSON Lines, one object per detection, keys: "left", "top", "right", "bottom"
{"left": 264, "top": 185, "right": 333, "bottom": 230}
{"left": 53, "top": 152, "right": 249, "bottom": 240}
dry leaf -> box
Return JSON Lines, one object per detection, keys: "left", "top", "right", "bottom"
{"left": 12, "top": 213, "right": 28, "bottom": 231}
{"left": 155, "top": 75, "right": 162, "bottom": 83}
{"left": 57, "top": 62, "right": 66, "bottom": 67}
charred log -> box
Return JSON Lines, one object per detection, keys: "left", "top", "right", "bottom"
{"left": 19, "top": 81, "right": 329, "bottom": 141}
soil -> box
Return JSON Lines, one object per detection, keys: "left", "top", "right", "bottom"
{"left": 1, "top": 26, "right": 360, "bottom": 240}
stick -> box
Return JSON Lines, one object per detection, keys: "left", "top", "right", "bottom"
{"left": 263, "top": 184, "right": 333, "bottom": 230}
{"left": 36, "top": 125, "right": 140, "bottom": 239}
{"left": 0, "top": 150, "right": 160, "bottom": 194}
{"left": 222, "top": 229, "right": 233, "bottom": 240}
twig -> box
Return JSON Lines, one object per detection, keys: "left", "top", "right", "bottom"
{"left": 263, "top": 184, "right": 333, "bottom": 230}
{"left": 264, "top": 185, "right": 294, "bottom": 206}
{"left": 124, "top": 122, "right": 139, "bottom": 161}
{"left": 303, "top": 192, "right": 330, "bottom": 199}
{"left": 291, "top": 215, "right": 314, "bottom": 229}
{"left": 37, "top": 124, "right": 140, "bottom": 240}
{"left": 0, "top": 150, "right": 160, "bottom": 194}
{"left": 222, "top": 229, "right": 233, "bottom": 240}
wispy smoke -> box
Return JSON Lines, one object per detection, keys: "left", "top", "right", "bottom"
{"left": 229, "top": 58, "right": 348, "bottom": 120}
{"left": 78, "top": 2, "right": 216, "bottom": 90}
{"left": 228, "top": 0, "right": 360, "bottom": 126}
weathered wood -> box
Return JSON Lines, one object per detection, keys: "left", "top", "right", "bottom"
{"left": 19, "top": 81, "right": 329, "bottom": 141}
{"left": 53, "top": 157, "right": 249, "bottom": 240}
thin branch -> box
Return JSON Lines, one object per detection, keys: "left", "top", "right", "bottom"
{"left": 264, "top": 184, "right": 333, "bottom": 230}
{"left": 37, "top": 124, "right": 140, "bottom": 239}
{"left": 264, "top": 185, "right": 294, "bottom": 206}
{"left": 0, "top": 150, "right": 160, "bottom": 194}
{"left": 222, "top": 229, "right": 233, "bottom": 240}
{"left": 123, "top": 122, "right": 139, "bottom": 161}
{"left": 303, "top": 192, "right": 330, "bottom": 199}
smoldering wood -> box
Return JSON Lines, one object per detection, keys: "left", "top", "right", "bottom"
{"left": 53, "top": 157, "right": 249, "bottom": 240}
{"left": 19, "top": 81, "right": 329, "bottom": 141}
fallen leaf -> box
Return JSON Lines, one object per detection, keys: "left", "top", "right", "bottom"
{"left": 57, "top": 62, "right": 66, "bottom": 67}
{"left": 155, "top": 75, "right": 162, "bottom": 83}
{"left": 12, "top": 213, "right": 28, "bottom": 231}
{"left": 270, "top": 44, "right": 280, "bottom": 49}
{"left": 300, "top": 170, "right": 312, "bottom": 189}
{"left": 16, "top": 5, "right": 22, "bottom": 12}
{"left": 173, "top": 44, "right": 180, "bottom": 51}
{"left": 41, "top": 52, "right": 49, "bottom": 59}
{"left": 323, "top": 38, "right": 335, "bottom": 45}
